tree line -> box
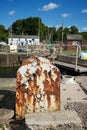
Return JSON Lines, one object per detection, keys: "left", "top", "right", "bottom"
{"left": 0, "top": 17, "right": 87, "bottom": 43}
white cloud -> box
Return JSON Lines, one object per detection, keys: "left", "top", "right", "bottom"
{"left": 81, "top": 9, "right": 87, "bottom": 13}
{"left": 39, "top": 2, "right": 59, "bottom": 11}
{"left": 62, "top": 13, "right": 71, "bottom": 18}
{"left": 82, "top": 27, "right": 87, "bottom": 31}
{"left": 8, "top": 10, "right": 15, "bottom": 16}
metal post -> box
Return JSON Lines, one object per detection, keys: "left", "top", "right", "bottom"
{"left": 62, "top": 20, "right": 64, "bottom": 43}
{"left": 38, "top": 18, "right": 40, "bottom": 42}
{"left": 75, "top": 45, "right": 78, "bottom": 70}
{"left": 27, "top": 44, "right": 28, "bottom": 56}
{"left": 75, "top": 44, "right": 81, "bottom": 70}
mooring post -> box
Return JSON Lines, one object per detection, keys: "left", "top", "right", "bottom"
{"left": 15, "top": 56, "right": 60, "bottom": 119}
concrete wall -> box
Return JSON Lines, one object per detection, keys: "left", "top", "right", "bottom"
{"left": 0, "top": 53, "right": 26, "bottom": 67}
{"left": 0, "top": 78, "right": 16, "bottom": 88}
{"left": 57, "top": 54, "right": 87, "bottom": 67}
{"left": 0, "top": 52, "right": 87, "bottom": 67}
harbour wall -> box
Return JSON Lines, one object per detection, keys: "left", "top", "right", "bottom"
{"left": 0, "top": 53, "right": 87, "bottom": 67}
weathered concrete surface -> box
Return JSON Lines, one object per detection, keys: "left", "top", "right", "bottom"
{"left": 25, "top": 79, "right": 87, "bottom": 130}
{"left": 0, "top": 77, "right": 87, "bottom": 129}
{"left": 0, "top": 78, "right": 16, "bottom": 89}
{"left": 0, "top": 109, "right": 14, "bottom": 123}
{"left": 0, "top": 53, "right": 25, "bottom": 67}
{"left": 61, "top": 83, "right": 87, "bottom": 110}
{"left": 25, "top": 110, "right": 83, "bottom": 130}
{"left": 75, "top": 76, "right": 87, "bottom": 94}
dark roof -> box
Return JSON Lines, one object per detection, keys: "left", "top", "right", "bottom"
{"left": 66, "top": 34, "right": 83, "bottom": 40}
{"left": 9, "top": 35, "right": 39, "bottom": 39}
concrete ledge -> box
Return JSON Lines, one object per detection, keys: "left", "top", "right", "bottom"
{"left": 0, "top": 109, "right": 14, "bottom": 123}
{"left": 0, "top": 78, "right": 16, "bottom": 88}
{"left": 25, "top": 110, "right": 82, "bottom": 130}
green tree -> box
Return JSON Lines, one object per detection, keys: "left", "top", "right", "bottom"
{"left": 9, "top": 17, "right": 86, "bottom": 43}
{"left": 0, "top": 25, "right": 8, "bottom": 42}
{"left": 12, "top": 17, "right": 42, "bottom": 36}
{"left": 70, "top": 26, "right": 78, "bottom": 34}
{"left": 63, "top": 27, "right": 70, "bottom": 41}
{"left": 81, "top": 32, "right": 87, "bottom": 41}
{"left": 12, "top": 19, "right": 24, "bottom": 35}
{"left": 56, "top": 27, "right": 63, "bottom": 41}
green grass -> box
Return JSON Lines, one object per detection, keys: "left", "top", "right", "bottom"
{"left": 0, "top": 124, "right": 10, "bottom": 128}
{"left": 0, "top": 124, "right": 3, "bottom": 128}
{"left": 62, "top": 50, "right": 76, "bottom": 55}
{"left": 81, "top": 49, "right": 87, "bottom": 52}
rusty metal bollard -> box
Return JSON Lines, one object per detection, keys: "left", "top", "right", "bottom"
{"left": 16, "top": 56, "right": 60, "bottom": 119}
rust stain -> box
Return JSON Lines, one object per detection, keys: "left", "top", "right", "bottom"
{"left": 16, "top": 56, "right": 60, "bottom": 119}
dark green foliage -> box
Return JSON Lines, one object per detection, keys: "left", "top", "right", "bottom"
{"left": 0, "top": 25, "right": 8, "bottom": 42}
{"left": 0, "top": 17, "right": 87, "bottom": 43}
{"left": 81, "top": 32, "right": 87, "bottom": 41}
{"left": 69, "top": 26, "right": 79, "bottom": 34}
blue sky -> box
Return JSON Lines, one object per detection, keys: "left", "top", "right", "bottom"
{"left": 0, "top": 0, "right": 87, "bottom": 32}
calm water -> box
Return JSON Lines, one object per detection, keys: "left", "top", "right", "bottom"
{"left": 0, "top": 67, "right": 19, "bottom": 78}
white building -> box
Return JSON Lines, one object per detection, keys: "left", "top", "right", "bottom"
{"left": 8, "top": 35, "right": 40, "bottom": 46}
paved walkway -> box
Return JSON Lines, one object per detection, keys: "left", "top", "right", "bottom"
{"left": 25, "top": 80, "right": 87, "bottom": 129}
{"left": 25, "top": 110, "right": 82, "bottom": 130}
{"left": 61, "top": 83, "right": 87, "bottom": 110}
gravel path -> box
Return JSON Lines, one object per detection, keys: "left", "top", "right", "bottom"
{"left": 65, "top": 102, "right": 87, "bottom": 129}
